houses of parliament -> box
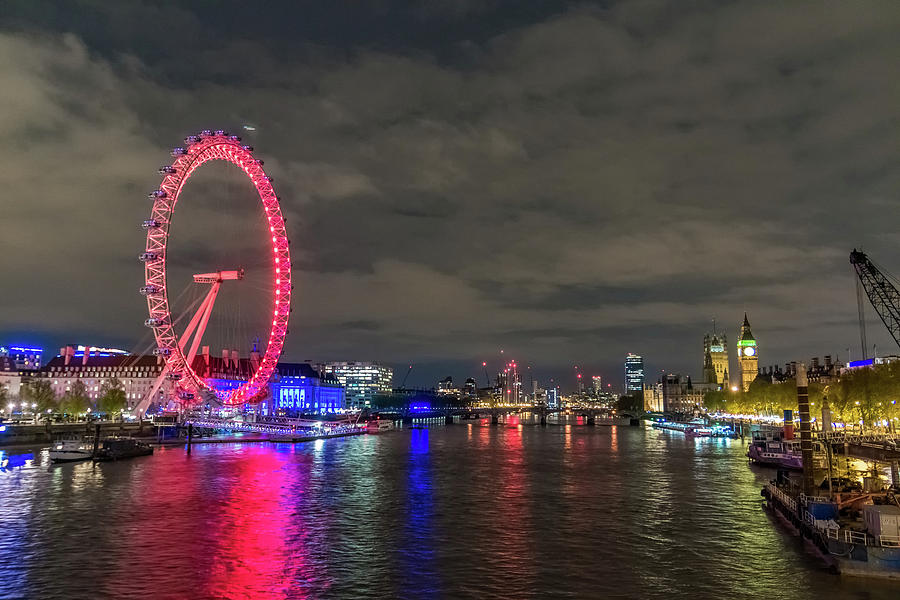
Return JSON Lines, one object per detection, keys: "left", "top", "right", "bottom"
{"left": 703, "top": 314, "right": 758, "bottom": 392}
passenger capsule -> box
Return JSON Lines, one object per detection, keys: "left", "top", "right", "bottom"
{"left": 142, "top": 219, "right": 160, "bottom": 229}
{"left": 144, "top": 317, "right": 167, "bottom": 328}
{"left": 200, "top": 129, "right": 212, "bottom": 136}
{"left": 171, "top": 147, "right": 187, "bottom": 156}
{"left": 158, "top": 165, "right": 176, "bottom": 174}
{"left": 214, "top": 129, "right": 227, "bottom": 136}
{"left": 139, "top": 252, "right": 159, "bottom": 262}
{"left": 153, "top": 347, "right": 171, "bottom": 356}
{"left": 139, "top": 285, "right": 161, "bottom": 296}
{"left": 241, "top": 145, "right": 254, "bottom": 152}
{"left": 148, "top": 190, "right": 167, "bottom": 199}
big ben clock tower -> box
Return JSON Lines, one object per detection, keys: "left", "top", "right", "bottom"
{"left": 737, "top": 313, "right": 758, "bottom": 392}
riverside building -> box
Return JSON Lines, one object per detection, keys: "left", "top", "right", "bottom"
{"left": 702, "top": 330, "right": 729, "bottom": 386}
{"left": 316, "top": 361, "right": 393, "bottom": 409}
{"left": 42, "top": 345, "right": 165, "bottom": 405}
{"left": 625, "top": 353, "right": 644, "bottom": 394}
{"left": 266, "top": 363, "right": 345, "bottom": 415}
{"left": 0, "top": 345, "right": 43, "bottom": 371}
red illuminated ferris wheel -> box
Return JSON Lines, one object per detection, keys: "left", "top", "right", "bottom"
{"left": 137, "top": 130, "right": 291, "bottom": 408}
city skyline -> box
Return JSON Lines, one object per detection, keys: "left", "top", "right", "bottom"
{"left": 2, "top": 2, "right": 899, "bottom": 388}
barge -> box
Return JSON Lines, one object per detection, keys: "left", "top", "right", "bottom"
{"left": 762, "top": 480, "right": 900, "bottom": 578}
{"left": 652, "top": 421, "right": 737, "bottom": 438}
{"left": 748, "top": 435, "right": 827, "bottom": 471}
{"left": 93, "top": 437, "right": 154, "bottom": 461}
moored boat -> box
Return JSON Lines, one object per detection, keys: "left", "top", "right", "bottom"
{"left": 652, "top": 420, "right": 737, "bottom": 438}
{"left": 367, "top": 419, "right": 395, "bottom": 433}
{"left": 92, "top": 438, "right": 154, "bottom": 461}
{"left": 763, "top": 481, "right": 900, "bottom": 579}
{"left": 748, "top": 436, "right": 826, "bottom": 470}
{"left": 49, "top": 438, "right": 93, "bottom": 463}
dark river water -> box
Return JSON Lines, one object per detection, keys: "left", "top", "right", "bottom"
{"left": 1, "top": 420, "right": 897, "bottom": 599}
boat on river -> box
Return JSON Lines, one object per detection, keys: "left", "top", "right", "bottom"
{"left": 748, "top": 436, "right": 826, "bottom": 470}
{"left": 652, "top": 420, "right": 737, "bottom": 438}
{"left": 367, "top": 419, "right": 395, "bottom": 433}
{"left": 763, "top": 481, "right": 900, "bottom": 579}
{"left": 92, "top": 438, "right": 153, "bottom": 461}
{"left": 49, "top": 438, "right": 93, "bottom": 463}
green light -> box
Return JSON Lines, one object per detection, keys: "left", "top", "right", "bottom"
{"left": 738, "top": 340, "right": 756, "bottom": 347}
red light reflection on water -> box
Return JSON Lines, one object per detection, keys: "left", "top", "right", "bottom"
{"left": 203, "top": 447, "right": 309, "bottom": 600}
{"left": 99, "top": 445, "right": 314, "bottom": 600}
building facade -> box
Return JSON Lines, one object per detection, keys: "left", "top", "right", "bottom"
{"left": 42, "top": 346, "right": 165, "bottom": 406}
{"left": 267, "top": 363, "right": 345, "bottom": 415}
{"left": 737, "top": 314, "right": 758, "bottom": 392}
{"left": 317, "top": 361, "right": 393, "bottom": 409}
{"left": 0, "top": 356, "right": 25, "bottom": 400}
{"left": 643, "top": 382, "right": 664, "bottom": 413}
{"left": 625, "top": 353, "right": 644, "bottom": 394}
{"left": 0, "top": 345, "right": 43, "bottom": 371}
{"left": 660, "top": 374, "right": 711, "bottom": 415}
{"left": 702, "top": 332, "right": 729, "bottom": 385}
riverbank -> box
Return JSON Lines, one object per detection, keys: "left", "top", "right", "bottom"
{"left": 0, "top": 427, "right": 369, "bottom": 451}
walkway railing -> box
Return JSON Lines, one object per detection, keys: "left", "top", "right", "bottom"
{"left": 765, "top": 483, "right": 797, "bottom": 512}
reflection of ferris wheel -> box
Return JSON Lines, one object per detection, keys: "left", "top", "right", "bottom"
{"left": 136, "top": 130, "right": 291, "bottom": 408}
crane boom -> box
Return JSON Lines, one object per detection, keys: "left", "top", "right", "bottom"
{"left": 850, "top": 249, "right": 900, "bottom": 352}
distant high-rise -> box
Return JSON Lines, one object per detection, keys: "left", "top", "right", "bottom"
{"left": 317, "top": 361, "right": 393, "bottom": 409}
{"left": 702, "top": 329, "right": 729, "bottom": 386}
{"left": 591, "top": 375, "right": 602, "bottom": 395}
{"left": 624, "top": 353, "right": 644, "bottom": 394}
{"left": 737, "top": 314, "right": 758, "bottom": 392}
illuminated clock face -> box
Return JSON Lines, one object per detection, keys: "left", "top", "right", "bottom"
{"left": 743, "top": 346, "right": 756, "bottom": 357}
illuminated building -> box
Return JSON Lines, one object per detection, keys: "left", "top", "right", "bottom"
{"left": 43, "top": 346, "right": 165, "bottom": 405}
{"left": 643, "top": 383, "right": 663, "bottom": 412}
{"left": 0, "top": 356, "right": 24, "bottom": 398}
{"left": 437, "top": 376, "right": 456, "bottom": 395}
{"left": 267, "top": 363, "right": 345, "bottom": 415}
{"left": 0, "top": 345, "right": 43, "bottom": 371}
{"left": 546, "top": 386, "right": 560, "bottom": 409}
{"left": 591, "top": 375, "right": 602, "bottom": 395}
{"left": 702, "top": 330, "right": 729, "bottom": 386}
{"left": 660, "top": 374, "right": 706, "bottom": 415}
{"left": 624, "top": 353, "right": 644, "bottom": 394}
{"left": 317, "top": 361, "right": 393, "bottom": 409}
{"left": 737, "top": 314, "right": 758, "bottom": 392}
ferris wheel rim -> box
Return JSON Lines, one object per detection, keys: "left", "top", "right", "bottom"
{"left": 141, "top": 131, "right": 291, "bottom": 406}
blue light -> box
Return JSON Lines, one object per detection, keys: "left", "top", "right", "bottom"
{"left": 849, "top": 358, "right": 875, "bottom": 368}
{"left": 0, "top": 425, "right": 6, "bottom": 433}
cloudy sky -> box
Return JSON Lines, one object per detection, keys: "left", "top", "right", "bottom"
{"left": 1, "top": 1, "right": 899, "bottom": 391}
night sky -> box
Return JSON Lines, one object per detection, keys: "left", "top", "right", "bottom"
{"left": 2, "top": 1, "right": 899, "bottom": 391}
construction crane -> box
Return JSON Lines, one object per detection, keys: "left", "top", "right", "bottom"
{"left": 849, "top": 249, "right": 900, "bottom": 357}
{"left": 400, "top": 365, "right": 413, "bottom": 389}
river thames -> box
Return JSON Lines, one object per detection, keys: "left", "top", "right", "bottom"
{"left": 1, "top": 422, "right": 896, "bottom": 599}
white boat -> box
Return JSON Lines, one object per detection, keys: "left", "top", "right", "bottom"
{"left": 49, "top": 439, "right": 93, "bottom": 463}
{"left": 367, "top": 419, "right": 395, "bottom": 433}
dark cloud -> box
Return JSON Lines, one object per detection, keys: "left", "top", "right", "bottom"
{"left": 1, "top": 1, "right": 899, "bottom": 389}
